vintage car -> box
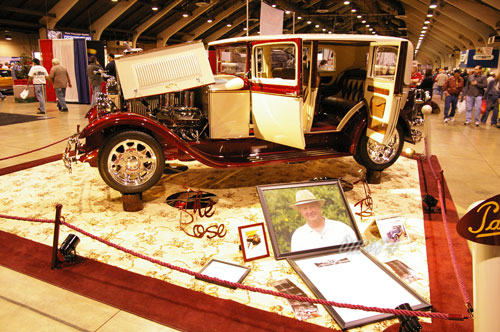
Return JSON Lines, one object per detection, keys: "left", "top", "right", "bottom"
{"left": 64, "top": 34, "right": 422, "bottom": 194}
{"left": 0, "top": 68, "right": 14, "bottom": 94}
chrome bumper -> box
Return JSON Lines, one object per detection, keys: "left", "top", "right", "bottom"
{"left": 63, "top": 133, "right": 82, "bottom": 173}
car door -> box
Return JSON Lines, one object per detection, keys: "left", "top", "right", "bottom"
{"left": 250, "top": 40, "right": 305, "bottom": 149}
{"left": 364, "top": 41, "right": 408, "bottom": 145}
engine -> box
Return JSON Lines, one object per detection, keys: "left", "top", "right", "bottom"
{"left": 155, "top": 90, "right": 208, "bottom": 142}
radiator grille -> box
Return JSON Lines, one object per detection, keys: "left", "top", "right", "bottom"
{"left": 133, "top": 53, "right": 201, "bottom": 88}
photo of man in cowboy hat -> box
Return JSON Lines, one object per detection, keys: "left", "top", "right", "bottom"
{"left": 290, "top": 189, "right": 356, "bottom": 252}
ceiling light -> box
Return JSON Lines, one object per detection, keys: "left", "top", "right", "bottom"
{"left": 344, "top": 1, "right": 350, "bottom": 5}
{"left": 271, "top": 3, "right": 276, "bottom": 8}
{"left": 365, "top": 24, "right": 370, "bottom": 27}
{"left": 429, "top": 1, "right": 437, "bottom": 9}
{"left": 152, "top": 5, "right": 158, "bottom": 11}
{"left": 207, "top": 18, "right": 213, "bottom": 23}
{"left": 427, "top": 11, "right": 433, "bottom": 17}
{"left": 285, "top": 10, "right": 291, "bottom": 14}
{"left": 369, "top": 28, "right": 373, "bottom": 31}
{"left": 307, "top": 20, "right": 312, "bottom": 24}
{"left": 361, "top": 20, "right": 366, "bottom": 23}
{"left": 328, "top": 31, "right": 332, "bottom": 34}
{"left": 357, "top": 15, "right": 362, "bottom": 19}
{"left": 297, "top": 16, "right": 302, "bottom": 19}
{"left": 195, "top": 0, "right": 211, "bottom": 6}
{"left": 424, "top": 20, "right": 430, "bottom": 24}
{"left": 315, "top": 24, "right": 320, "bottom": 28}
{"left": 422, "top": 26, "right": 428, "bottom": 29}
{"left": 243, "top": 27, "right": 247, "bottom": 30}
{"left": 111, "top": 0, "right": 118, "bottom": 2}
{"left": 351, "top": 8, "right": 357, "bottom": 13}
{"left": 5, "top": 30, "right": 12, "bottom": 41}
{"left": 322, "top": 28, "right": 326, "bottom": 32}
{"left": 182, "top": 12, "right": 191, "bottom": 18}
{"left": 226, "top": 22, "right": 232, "bottom": 27}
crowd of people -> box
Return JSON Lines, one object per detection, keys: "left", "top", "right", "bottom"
{"left": 411, "top": 65, "right": 500, "bottom": 128}
{"left": 1, "top": 54, "right": 116, "bottom": 114}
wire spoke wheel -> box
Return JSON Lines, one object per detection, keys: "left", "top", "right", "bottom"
{"left": 98, "top": 131, "right": 165, "bottom": 193}
{"left": 354, "top": 124, "right": 404, "bottom": 171}
{"left": 366, "top": 130, "right": 400, "bottom": 165}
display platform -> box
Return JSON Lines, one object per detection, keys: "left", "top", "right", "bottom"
{"left": 0, "top": 156, "right": 431, "bottom": 331}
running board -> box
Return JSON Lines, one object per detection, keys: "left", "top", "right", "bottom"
{"left": 247, "top": 149, "right": 343, "bottom": 162}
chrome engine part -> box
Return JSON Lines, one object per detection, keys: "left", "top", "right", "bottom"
{"left": 156, "top": 90, "right": 208, "bottom": 141}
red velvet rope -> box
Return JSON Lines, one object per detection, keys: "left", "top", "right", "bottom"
{"left": 0, "top": 136, "right": 70, "bottom": 161}
{"left": 0, "top": 214, "right": 54, "bottom": 223}
{"left": 0, "top": 209, "right": 469, "bottom": 321}
{"left": 422, "top": 138, "right": 473, "bottom": 313}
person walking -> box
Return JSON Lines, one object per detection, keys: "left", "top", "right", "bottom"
{"left": 49, "top": 58, "right": 72, "bottom": 112}
{"left": 463, "top": 65, "right": 488, "bottom": 126}
{"left": 481, "top": 72, "right": 500, "bottom": 127}
{"left": 442, "top": 69, "right": 464, "bottom": 123}
{"left": 27, "top": 58, "right": 49, "bottom": 114}
{"left": 434, "top": 69, "right": 448, "bottom": 100}
{"left": 86, "top": 56, "right": 103, "bottom": 107}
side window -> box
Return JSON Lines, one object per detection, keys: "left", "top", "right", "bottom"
{"left": 216, "top": 46, "right": 247, "bottom": 76}
{"left": 254, "top": 43, "right": 296, "bottom": 81}
{"left": 372, "top": 46, "right": 398, "bottom": 80}
{"left": 317, "top": 47, "right": 335, "bottom": 72}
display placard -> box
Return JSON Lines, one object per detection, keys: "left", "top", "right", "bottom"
{"left": 197, "top": 259, "right": 250, "bottom": 289}
{"left": 288, "top": 250, "right": 431, "bottom": 330}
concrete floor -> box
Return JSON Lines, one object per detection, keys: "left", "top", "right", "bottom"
{"left": 0, "top": 95, "right": 498, "bottom": 331}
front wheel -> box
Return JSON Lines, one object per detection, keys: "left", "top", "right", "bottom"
{"left": 98, "top": 131, "right": 165, "bottom": 193}
{"left": 354, "top": 124, "right": 404, "bottom": 171}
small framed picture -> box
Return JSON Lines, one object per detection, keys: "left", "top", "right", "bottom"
{"left": 197, "top": 259, "right": 251, "bottom": 289}
{"left": 238, "top": 223, "right": 270, "bottom": 262}
{"left": 375, "top": 215, "right": 410, "bottom": 244}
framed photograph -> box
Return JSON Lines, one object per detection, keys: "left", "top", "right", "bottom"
{"left": 238, "top": 223, "right": 270, "bottom": 262}
{"left": 288, "top": 250, "right": 431, "bottom": 330}
{"left": 197, "top": 259, "right": 250, "bottom": 289}
{"left": 375, "top": 215, "right": 410, "bottom": 244}
{"left": 257, "top": 180, "right": 362, "bottom": 259}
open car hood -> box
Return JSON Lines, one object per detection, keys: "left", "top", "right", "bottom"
{"left": 115, "top": 41, "right": 215, "bottom": 100}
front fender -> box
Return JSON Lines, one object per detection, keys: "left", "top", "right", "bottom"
{"left": 78, "top": 112, "right": 238, "bottom": 168}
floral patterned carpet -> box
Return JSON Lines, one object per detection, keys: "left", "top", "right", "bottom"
{"left": 0, "top": 155, "right": 430, "bottom": 331}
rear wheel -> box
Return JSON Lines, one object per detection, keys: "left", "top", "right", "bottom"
{"left": 354, "top": 124, "right": 404, "bottom": 171}
{"left": 98, "top": 131, "right": 165, "bottom": 193}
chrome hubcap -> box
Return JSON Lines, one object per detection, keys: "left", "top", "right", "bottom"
{"left": 107, "top": 139, "right": 157, "bottom": 186}
{"left": 367, "top": 130, "right": 400, "bottom": 165}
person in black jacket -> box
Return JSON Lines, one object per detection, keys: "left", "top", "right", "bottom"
{"left": 418, "top": 69, "right": 434, "bottom": 98}
{"left": 105, "top": 53, "right": 116, "bottom": 79}
{"left": 481, "top": 72, "right": 500, "bottom": 126}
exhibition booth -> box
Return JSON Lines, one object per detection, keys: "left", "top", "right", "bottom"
{"left": 0, "top": 153, "right": 476, "bottom": 331}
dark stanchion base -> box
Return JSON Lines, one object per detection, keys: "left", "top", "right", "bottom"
{"left": 366, "top": 169, "right": 382, "bottom": 184}
{"left": 122, "top": 193, "right": 144, "bottom": 212}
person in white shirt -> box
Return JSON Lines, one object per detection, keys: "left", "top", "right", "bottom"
{"left": 27, "top": 58, "right": 49, "bottom": 114}
{"left": 290, "top": 190, "right": 356, "bottom": 252}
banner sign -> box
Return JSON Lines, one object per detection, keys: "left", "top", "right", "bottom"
{"left": 457, "top": 194, "right": 500, "bottom": 246}
{"left": 473, "top": 47, "right": 494, "bottom": 60}
{"left": 260, "top": 0, "right": 283, "bottom": 35}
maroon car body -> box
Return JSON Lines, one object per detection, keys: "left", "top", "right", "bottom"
{"left": 64, "top": 35, "right": 422, "bottom": 193}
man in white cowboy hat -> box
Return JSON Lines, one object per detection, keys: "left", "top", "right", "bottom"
{"left": 290, "top": 189, "right": 356, "bottom": 252}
